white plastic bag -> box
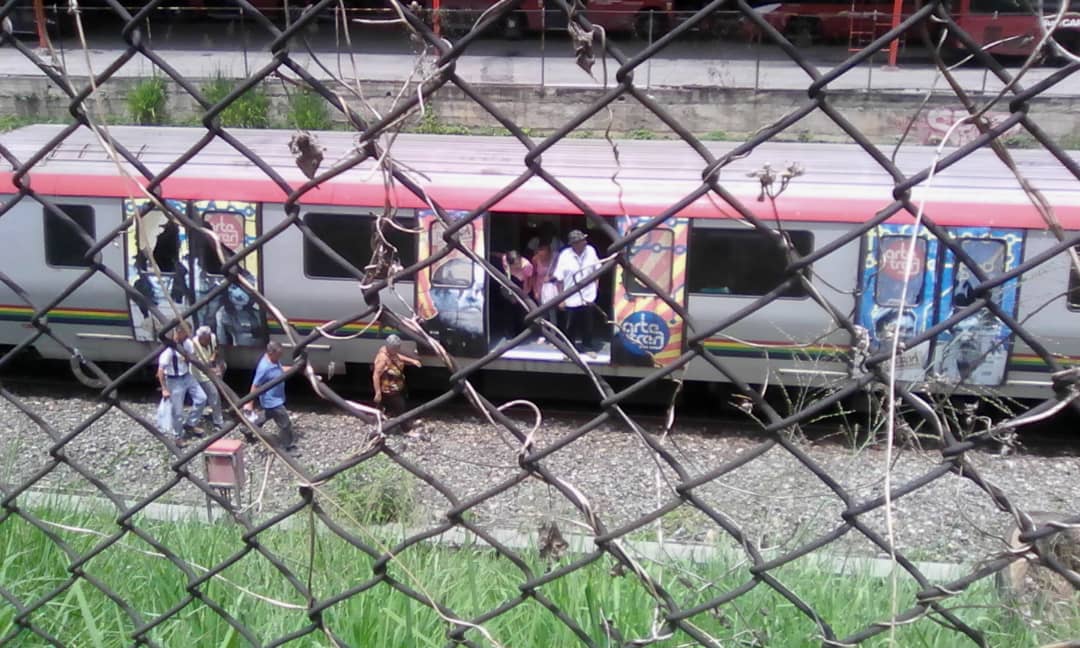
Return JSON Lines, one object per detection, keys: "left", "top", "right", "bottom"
{"left": 156, "top": 397, "right": 173, "bottom": 436}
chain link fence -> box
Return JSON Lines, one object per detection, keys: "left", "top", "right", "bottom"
{"left": 1, "top": 0, "right": 1079, "bottom": 646}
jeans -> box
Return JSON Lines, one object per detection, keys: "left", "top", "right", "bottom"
{"left": 166, "top": 373, "right": 206, "bottom": 437}
{"left": 198, "top": 379, "right": 225, "bottom": 428}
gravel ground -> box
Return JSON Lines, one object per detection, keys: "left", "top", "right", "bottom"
{"left": 2, "top": 385, "right": 1079, "bottom": 569}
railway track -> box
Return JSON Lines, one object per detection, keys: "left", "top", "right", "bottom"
{"left": 2, "top": 356, "right": 1076, "bottom": 455}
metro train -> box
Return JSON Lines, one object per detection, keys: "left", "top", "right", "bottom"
{"left": 1, "top": 124, "right": 1079, "bottom": 401}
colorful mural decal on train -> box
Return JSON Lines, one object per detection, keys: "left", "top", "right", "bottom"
{"left": 416, "top": 209, "right": 487, "bottom": 357}
{"left": 612, "top": 217, "right": 688, "bottom": 367}
{"left": 858, "top": 224, "right": 940, "bottom": 382}
{"left": 192, "top": 201, "right": 267, "bottom": 347}
{"left": 123, "top": 199, "right": 266, "bottom": 346}
{"left": 929, "top": 228, "right": 1023, "bottom": 386}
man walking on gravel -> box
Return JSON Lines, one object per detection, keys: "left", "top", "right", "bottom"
{"left": 192, "top": 325, "right": 225, "bottom": 433}
{"left": 157, "top": 324, "right": 207, "bottom": 444}
{"left": 243, "top": 341, "right": 296, "bottom": 452}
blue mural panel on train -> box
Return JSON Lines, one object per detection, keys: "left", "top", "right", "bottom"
{"left": 858, "top": 224, "right": 940, "bottom": 382}
{"left": 930, "top": 228, "right": 1023, "bottom": 386}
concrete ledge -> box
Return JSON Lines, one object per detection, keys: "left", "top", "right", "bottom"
{"left": 13, "top": 488, "right": 966, "bottom": 582}
{"left": 3, "top": 74, "right": 1077, "bottom": 144}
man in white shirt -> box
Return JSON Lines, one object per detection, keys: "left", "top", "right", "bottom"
{"left": 156, "top": 325, "right": 208, "bottom": 443}
{"left": 552, "top": 229, "right": 601, "bottom": 355}
{"left": 192, "top": 325, "right": 226, "bottom": 432}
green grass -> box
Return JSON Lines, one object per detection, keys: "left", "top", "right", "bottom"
{"left": 200, "top": 75, "right": 270, "bottom": 129}
{"left": 287, "top": 90, "right": 332, "bottom": 131}
{"left": 0, "top": 501, "right": 1073, "bottom": 647}
{"left": 126, "top": 77, "right": 168, "bottom": 126}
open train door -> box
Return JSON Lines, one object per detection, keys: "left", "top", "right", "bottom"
{"left": 928, "top": 227, "right": 1023, "bottom": 386}
{"left": 123, "top": 198, "right": 190, "bottom": 342}
{"left": 611, "top": 216, "right": 689, "bottom": 367}
{"left": 857, "top": 224, "right": 941, "bottom": 382}
{"left": 416, "top": 209, "right": 488, "bottom": 357}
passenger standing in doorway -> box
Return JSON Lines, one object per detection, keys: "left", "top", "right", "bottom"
{"left": 526, "top": 222, "right": 563, "bottom": 260}
{"left": 157, "top": 325, "right": 207, "bottom": 444}
{"left": 528, "top": 223, "right": 562, "bottom": 340}
{"left": 373, "top": 334, "right": 422, "bottom": 432}
{"left": 501, "top": 250, "right": 534, "bottom": 337}
{"left": 553, "top": 229, "right": 601, "bottom": 356}
{"left": 192, "top": 325, "right": 226, "bottom": 433}
{"left": 243, "top": 341, "right": 296, "bottom": 452}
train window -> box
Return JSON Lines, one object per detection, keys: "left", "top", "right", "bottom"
{"left": 303, "top": 212, "right": 417, "bottom": 279}
{"left": 874, "top": 236, "right": 927, "bottom": 306}
{"left": 1069, "top": 250, "right": 1080, "bottom": 309}
{"left": 625, "top": 229, "right": 673, "bottom": 295}
{"left": 381, "top": 217, "right": 419, "bottom": 268}
{"left": 952, "top": 239, "right": 1005, "bottom": 308}
{"left": 191, "top": 214, "right": 239, "bottom": 275}
{"left": 688, "top": 227, "right": 813, "bottom": 297}
{"left": 430, "top": 219, "right": 476, "bottom": 255}
{"left": 43, "top": 205, "right": 95, "bottom": 267}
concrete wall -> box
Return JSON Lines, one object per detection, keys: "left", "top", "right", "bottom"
{"left": 3, "top": 74, "right": 1078, "bottom": 145}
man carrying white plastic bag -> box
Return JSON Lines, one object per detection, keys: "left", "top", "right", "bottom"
{"left": 156, "top": 325, "right": 207, "bottom": 445}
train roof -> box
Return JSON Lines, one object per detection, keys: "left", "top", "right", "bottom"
{"left": 2, "top": 124, "right": 1079, "bottom": 228}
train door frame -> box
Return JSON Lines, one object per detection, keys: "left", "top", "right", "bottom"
{"left": 928, "top": 227, "right": 1024, "bottom": 386}
{"left": 857, "top": 223, "right": 1024, "bottom": 387}
{"left": 121, "top": 198, "right": 266, "bottom": 348}
{"left": 416, "top": 209, "right": 489, "bottom": 357}
{"left": 611, "top": 216, "right": 689, "bottom": 368}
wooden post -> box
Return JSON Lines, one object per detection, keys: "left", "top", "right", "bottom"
{"left": 433, "top": 0, "right": 442, "bottom": 37}
{"left": 886, "top": 0, "right": 903, "bottom": 67}
{"left": 33, "top": 0, "right": 51, "bottom": 50}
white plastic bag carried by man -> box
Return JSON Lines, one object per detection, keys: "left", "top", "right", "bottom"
{"left": 156, "top": 397, "right": 173, "bottom": 436}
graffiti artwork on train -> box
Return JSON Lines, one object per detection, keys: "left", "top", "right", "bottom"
{"left": 858, "top": 225, "right": 940, "bottom": 382}
{"left": 417, "top": 209, "right": 487, "bottom": 357}
{"left": 612, "top": 216, "right": 689, "bottom": 367}
{"left": 124, "top": 199, "right": 266, "bottom": 346}
{"left": 124, "top": 198, "right": 191, "bottom": 341}
{"left": 930, "top": 229, "right": 1023, "bottom": 386}
{"left": 192, "top": 201, "right": 267, "bottom": 347}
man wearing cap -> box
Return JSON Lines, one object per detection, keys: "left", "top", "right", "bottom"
{"left": 156, "top": 325, "right": 208, "bottom": 444}
{"left": 192, "top": 325, "right": 226, "bottom": 433}
{"left": 372, "top": 334, "right": 422, "bottom": 431}
{"left": 553, "top": 229, "right": 601, "bottom": 356}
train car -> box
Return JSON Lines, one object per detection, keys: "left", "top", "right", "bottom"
{"left": 431, "top": 0, "right": 674, "bottom": 39}
{"left": 1, "top": 124, "right": 1078, "bottom": 401}
{"left": 751, "top": 0, "right": 1080, "bottom": 56}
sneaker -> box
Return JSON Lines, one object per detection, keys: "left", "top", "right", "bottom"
{"left": 183, "top": 424, "right": 205, "bottom": 438}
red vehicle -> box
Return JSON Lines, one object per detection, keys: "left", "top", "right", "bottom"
{"left": 752, "top": 0, "right": 1080, "bottom": 57}
{"left": 433, "top": 0, "right": 674, "bottom": 39}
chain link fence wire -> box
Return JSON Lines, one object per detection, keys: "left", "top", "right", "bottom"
{"left": 0, "top": 0, "right": 1079, "bottom": 646}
